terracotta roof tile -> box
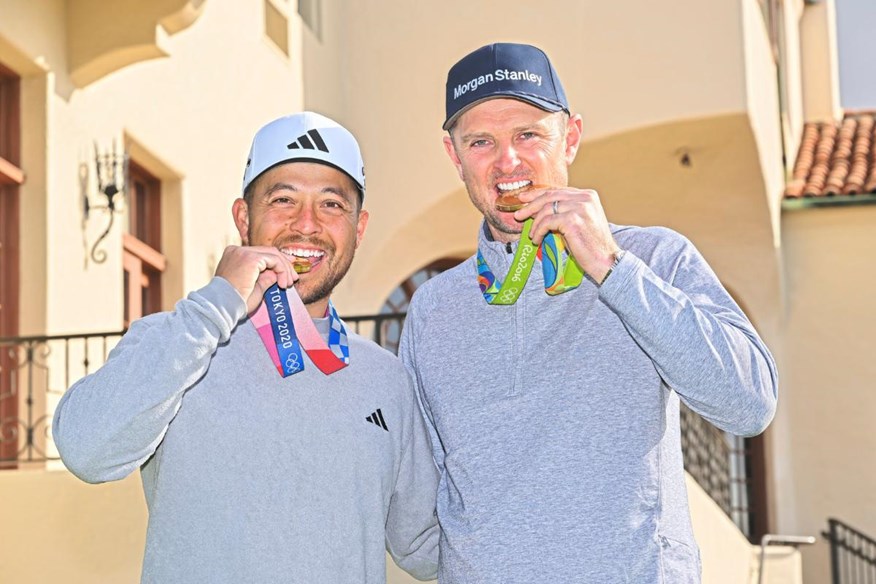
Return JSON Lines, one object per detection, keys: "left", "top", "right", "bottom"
{"left": 784, "top": 111, "right": 876, "bottom": 198}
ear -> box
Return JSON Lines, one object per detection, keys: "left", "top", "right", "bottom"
{"left": 232, "top": 198, "right": 250, "bottom": 245}
{"left": 355, "top": 209, "right": 370, "bottom": 249}
{"left": 564, "top": 113, "right": 584, "bottom": 166}
{"left": 443, "top": 135, "right": 465, "bottom": 181}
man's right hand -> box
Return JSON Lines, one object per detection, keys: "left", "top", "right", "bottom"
{"left": 215, "top": 245, "right": 299, "bottom": 314}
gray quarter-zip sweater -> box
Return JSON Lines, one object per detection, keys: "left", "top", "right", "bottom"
{"left": 53, "top": 277, "right": 439, "bottom": 584}
{"left": 399, "top": 222, "right": 777, "bottom": 583}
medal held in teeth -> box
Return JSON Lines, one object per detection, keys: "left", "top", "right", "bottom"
{"left": 250, "top": 249, "right": 349, "bottom": 377}
{"left": 478, "top": 182, "right": 585, "bottom": 303}
{"left": 292, "top": 259, "right": 312, "bottom": 274}
{"left": 285, "top": 247, "right": 321, "bottom": 274}
{"left": 494, "top": 182, "right": 548, "bottom": 212}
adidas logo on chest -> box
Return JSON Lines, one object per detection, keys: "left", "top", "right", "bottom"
{"left": 365, "top": 408, "right": 388, "bottom": 432}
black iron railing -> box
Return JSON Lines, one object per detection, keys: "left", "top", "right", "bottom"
{"left": 0, "top": 315, "right": 406, "bottom": 468}
{"left": 823, "top": 518, "right": 876, "bottom": 583}
{"left": 679, "top": 403, "right": 764, "bottom": 541}
{"left": 342, "top": 312, "right": 407, "bottom": 355}
{"left": 0, "top": 313, "right": 761, "bottom": 543}
{"left": 680, "top": 403, "right": 732, "bottom": 513}
{"left": 0, "top": 330, "right": 126, "bottom": 468}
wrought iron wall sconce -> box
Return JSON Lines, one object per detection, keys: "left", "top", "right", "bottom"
{"left": 83, "top": 142, "right": 128, "bottom": 264}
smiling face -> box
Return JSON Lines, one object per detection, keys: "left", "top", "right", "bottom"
{"left": 233, "top": 161, "right": 368, "bottom": 315}
{"left": 443, "top": 98, "right": 582, "bottom": 242}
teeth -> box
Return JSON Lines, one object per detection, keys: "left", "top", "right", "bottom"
{"left": 496, "top": 180, "right": 532, "bottom": 192}
{"left": 281, "top": 248, "right": 325, "bottom": 259}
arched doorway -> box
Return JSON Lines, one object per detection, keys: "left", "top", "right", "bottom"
{"left": 368, "top": 257, "right": 465, "bottom": 354}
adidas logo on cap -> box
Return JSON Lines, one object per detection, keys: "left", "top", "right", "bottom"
{"left": 242, "top": 111, "right": 366, "bottom": 199}
{"left": 288, "top": 129, "right": 329, "bottom": 153}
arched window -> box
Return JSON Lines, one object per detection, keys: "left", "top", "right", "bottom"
{"left": 372, "top": 258, "right": 465, "bottom": 354}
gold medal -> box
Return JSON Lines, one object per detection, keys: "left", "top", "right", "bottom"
{"left": 293, "top": 260, "right": 312, "bottom": 274}
{"left": 494, "top": 184, "right": 550, "bottom": 212}
{"left": 495, "top": 194, "right": 525, "bottom": 212}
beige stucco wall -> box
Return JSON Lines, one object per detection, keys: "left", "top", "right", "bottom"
{"left": 66, "top": 0, "right": 205, "bottom": 87}
{"left": 742, "top": 0, "right": 785, "bottom": 245}
{"left": 0, "top": 470, "right": 146, "bottom": 583}
{"left": 307, "top": 0, "right": 781, "bottom": 315}
{"left": 1, "top": 1, "right": 849, "bottom": 583}
{"left": 799, "top": 0, "right": 843, "bottom": 122}
{"left": 781, "top": 0, "right": 807, "bottom": 176}
{"left": 3, "top": 0, "right": 791, "bottom": 326}
{"left": 779, "top": 204, "right": 876, "bottom": 583}
{"left": 0, "top": 0, "right": 305, "bottom": 336}
{"left": 566, "top": 112, "right": 783, "bottom": 351}
{"left": 688, "top": 474, "right": 757, "bottom": 582}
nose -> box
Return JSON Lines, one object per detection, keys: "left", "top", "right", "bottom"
{"left": 290, "top": 203, "right": 320, "bottom": 235}
{"left": 495, "top": 142, "right": 521, "bottom": 174}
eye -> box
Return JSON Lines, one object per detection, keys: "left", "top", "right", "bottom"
{"left": 269, "top": 195, "right": 294, "bottom": 205}
{"left": 469, "top": 138, "right": 491, "bottom": 149}
{"left": 519, "top": 131, "right": 538, "bottom": 141}
{"left": 321, "top": 197, "right": 351, "bottom": 213}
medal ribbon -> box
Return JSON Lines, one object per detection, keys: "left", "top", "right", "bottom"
{"left": 477, "top": 218, "right": 585, "bottom": 304}
{"left": 251, "top": 284, "right": 349, "bottom": 377}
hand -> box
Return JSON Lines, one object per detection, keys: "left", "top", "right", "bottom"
{"left": 514, "top": 187, "right": 620, "bottom": 284}
{"left": 215, "top": 246, "right": 299, "bottom": 314}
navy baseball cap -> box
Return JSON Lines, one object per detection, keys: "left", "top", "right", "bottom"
{"left": 443, "top": 43, "right": 569, "bottom": 131}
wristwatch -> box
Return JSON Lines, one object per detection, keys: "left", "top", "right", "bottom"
{"left": 598, "top": 249, "right": 625, "bottom": 287}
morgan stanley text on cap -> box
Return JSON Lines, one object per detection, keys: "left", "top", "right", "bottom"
{"left": 443, "top": 42, "right": 570, "bottom": 131}
{"left": 242, "top": 111, "right": 366, "bottom": 200}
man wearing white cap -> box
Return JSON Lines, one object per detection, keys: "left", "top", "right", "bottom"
{"left": 400, "top": 43, "right": 778, "bottom": 583}
{"left": 54, "top": 112, "right": 439, "bottom": 583}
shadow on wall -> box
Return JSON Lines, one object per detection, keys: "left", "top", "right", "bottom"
{"left": 348, "top": 186, "right": 482, "bottom": 314}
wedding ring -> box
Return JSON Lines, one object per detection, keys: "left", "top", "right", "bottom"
{"left": 552, "top": 200, "right": 559, "bottom": 215}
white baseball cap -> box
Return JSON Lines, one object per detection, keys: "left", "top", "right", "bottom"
{"left": 242, "top": 112, "right": 366, "bottom": 199}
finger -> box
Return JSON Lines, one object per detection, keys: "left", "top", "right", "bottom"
{"left": 513, "top": 187, "right": 563, "bottom": 221}
{"left": 526, "top": 209, "right": 559, "bottom": 245}
{"left": 255, "top": 269, "right": 280, "bottom": 296}
{"left": 262, "top": 248, "right": 298, "bottom": 290}
{"left": 280, "top": 252, "right": 301, "bottom": 289}
{"left": 513, "top": 195, "right": 550, "bottom": 221}
{"left": 516, "top": 185, "right": 551, "bottom": 204}
{"left": 251, "top": 246, "right": 290, "bottom": 274}
{"left": 518, "top": 191, "right": 561, "bottom": 236}
{"left": 537, "top": 197, "right": 586, "bottom": 243}
{"left": 279, "top": 267, "right": 300, "bottom": 290}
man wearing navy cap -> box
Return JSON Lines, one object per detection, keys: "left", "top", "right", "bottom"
{"left": 400, "top": 43, "right": 778, "bottom": 582}
{"left": 54, "top": 112, "right": 439, "bottom": 583}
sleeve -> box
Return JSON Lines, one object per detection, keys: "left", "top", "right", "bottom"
{"left": 52, "top": 277, "right": 247, "bottom": 484}
{"left": 383, "top": 371, "right": 440, "bottom": 581}
{"left": 597, "top": 234, "right": 778, "bottom": 436}
{"left": 398, "top": 294, "right": 445, "bottom": 477}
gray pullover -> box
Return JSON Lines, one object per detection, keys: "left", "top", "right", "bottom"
{"left": 53, "top": 277, "right": 439, "bottom": 583}
{"left": 400, "top": 223, "right": 777, "bottom": 583}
